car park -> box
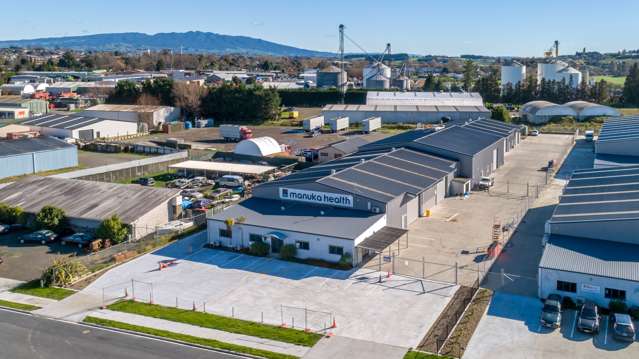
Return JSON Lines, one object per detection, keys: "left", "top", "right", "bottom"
{"left": 61, "top": 233, "right": 93, "bottom": 248}
{"left": 577, "top": 301, "right": 600, "bottom": 334}
{"left": 612, "top": 313, "right": 636, "bottom": 342}
{"left": 20, "top": 230, "right": 57, "bottom": 245}
{"left": 540, "top": 294, "right": 562, "bottom": 329}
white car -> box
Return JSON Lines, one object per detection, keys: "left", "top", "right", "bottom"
{"left": 530, "top": 130, "right": 540, "bottom": 136}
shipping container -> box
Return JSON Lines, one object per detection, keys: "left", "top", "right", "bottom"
{"left": 303, "top": 116, "right": 324, "bottom": 131}
{"left": 362, "top": 117, "right": 382, "bottom": 133}
{"left": 327, "top": 117, "right": 349, "bottom": 133}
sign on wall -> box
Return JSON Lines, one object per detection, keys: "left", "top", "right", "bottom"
{"left": 581, "top": 284, "right": 600, "bottom": 294}
{"left": 279, "top": 187, "right": 353, "bottom": 208}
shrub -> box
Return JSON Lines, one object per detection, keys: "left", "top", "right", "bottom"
{"left": 279, "top": 244, "right": 297, "bottom": 260}
{"left": 561, "top": 296, "right": 577, "bottom": 310}
{"left": 35, "top": 206, "right": 67, "bottom": 232}
{"left": 0, "top": 204, "right": 24, "bottom": 224}
{"left": 41, "top": 259, "right": 89, "bottom": 287}
{"left": 491, "top": 105, "right": 511, "bottom": 123}
{"left": 338, "top": 252, "right": 353, "bottom": 268}
{"left": 96, "top": 215, "right": 129, "bottom": 244}
{"left": 609, "top": 300, "right": 629, "bottom": 314}
{"left": 249, "top": 241, "right": 270, "bottom": 257}
{"left": 629, "top": 307, "right": 639, "bottom": 320}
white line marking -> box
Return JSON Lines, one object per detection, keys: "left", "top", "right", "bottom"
{"left": 570, "top": 311, "right": 577, "bottom": 338}
{"left": 603, "top": 316, "right": 608, "bottom": 345}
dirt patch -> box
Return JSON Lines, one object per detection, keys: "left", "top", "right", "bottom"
{"left": 440, "top": 288, "right": 493, "bottom": 358}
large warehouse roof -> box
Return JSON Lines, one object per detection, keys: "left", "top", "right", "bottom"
{"left": 0, "top": 177, "right": 180, "bottom": 224}
{"left": 169, "top": 160, "right": 276, "bottom": 175}
{"left": 540, "top": 235, "right": 639, "bottom": 282}
{"left": 322, "top": 104, "right": 489, "bottom": 113}
{"left": 234, "top": 137, "right": 281, "bottom": 157}
{"left": 208, "top": 197, "right": 383, "bottom": 240}
{"left": 412, "top": 125, "right": 502, "bottom": 156}
{"left": 460, "top": 118, "right": 520, "bottom": 138}
{"left": 22, "top": 113, "right": 114, "bottom": 130}
{"left": 84, "top": 104, "right": 173, "bottom": 113}
{"left": 0, "top": 136, "right": 74, "bottom": 157}
{"left": 597, "top": 116, "right": 639, "bottom": 143}
{"left": 366, "top": 91, "right": 484, "bottom": 107}
{"left": 550, "top": 165, "right": 639, "bottom": 223}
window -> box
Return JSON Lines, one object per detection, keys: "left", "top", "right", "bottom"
{"left": 320, "top": 152, "right": 329, "bottom": 157}
{"left": 556, "top": 280, "right": 576, "bottom": 293}
{"left": 329, "top": 245, "right": 343, "bottom": 256}
{"left": 249, "top": 234, "right": 263, "bottom": 243}
{"left": 219, "top": 228, "right": 231, "bottom": 238}
{"left": 334, "top": 153, "right": 343, "bottom": 159}
{"left": 296, "top": 241, "right": 310, "bottom": 250}
{"left": 605, "top": 288, "right": 626, "bottom": 300}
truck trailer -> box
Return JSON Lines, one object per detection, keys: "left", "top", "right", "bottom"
{"left": 362, "top": 116, "right": 381, "bottom": 133}
{"left": 303, "top": 116, "right": 324, "bottom": 131}
{"left": 220, "top": 125, "right": 253, "bottom": 142}
{"left": 327, "top": 117, "right": 349, "bottom": 133}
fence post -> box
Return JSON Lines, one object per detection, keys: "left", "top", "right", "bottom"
{"left": 422, "top": 256, "right": 425, "bottom": 278}
{"left": 280, "top": 305, "right": 283, "bottom": 325}
{"left": 507, "top": 181, "right": 509, "bottom": 193}
{"left": 455, "top": 262, "right": 459, "bottom": 285}
{"left": 131, "top": 279, "right": 135, "bottom": 300}
{"left": 232, "top": 307, "right": 235, "bottom": 318}
{"left": 261, "top": 312, "right": 264, "bottom": 323}
{"left": 304, "top": 307, "right": 308, "bottom": 331}
{"left": 526, "top": 182, "right": 529, "bottom": 197}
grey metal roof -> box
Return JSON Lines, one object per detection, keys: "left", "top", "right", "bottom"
{"left": 22, "top": 113, "right": 111, "bottom": 130}
{"left": 597, "top": 116, "right": 639, "bottom": 142}
{"left": 412, "top": 125, "right": 502, "bottom": 156}
{"left": 460, "top": 118, "right": 519, "bottom": 138}
{"left": 208, "top": 197, "right": 384, "bottom": 240}
{"left": 0, "top": 136, "right": 75, "bottom": 157}
{"left": 356, "top": 226, "right": 408, "bottom": 252}
{"left": 328, "top": 136, "right": 372, "bottom": 154}
{"left": 540, "top": 235, "right": 639, "bottom": 282}
{"left": 359, "top": 129, "right": 434, "bottom": 152}
{"left": 594, "top": 153, "right": 639, "bottom": 169}
{"left": 0, "top": 176, "right": 180, "bottom": 224}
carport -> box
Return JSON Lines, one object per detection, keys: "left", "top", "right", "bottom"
{"left": 356, "top": 226, "right": 408, "bottom": 271}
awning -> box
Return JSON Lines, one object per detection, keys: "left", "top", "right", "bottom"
{"left": 357, "top": 227, "right": 408, "bottom": 252}
{"left": 266, "top": 231, "right": 288, "bottom": 239}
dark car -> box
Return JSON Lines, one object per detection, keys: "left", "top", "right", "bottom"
{"left": 612, "top": 313, "right": 636, "bottom": 342}
{"left": 139, "top": 177, "right": 156, "bottom": 186}
{"left": 20, "top": 230, "right": 57, "bottom": 245}
{"left": 540, "top": 295, "right": 562, "bottom": 329}
{"left": 0, "top": 224, "right": 10, "bottom": 234}
{"left": 577, "top": 302, "right": 600, "bottom": 334}
{"left": 61, "top": 233, "right": 93, "bottom": 248}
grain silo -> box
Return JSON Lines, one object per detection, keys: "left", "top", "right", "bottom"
{"left": 391, "top": 75, "right": 411, "bottom": 91}
{"left": 317, "top": 65, "right": 347, "bottom": 88}
{"left": 500, "top": 61, "right": 526, "bottom": 88}
{"left": 363, "top": 62, "right": 391, "bottom": 89}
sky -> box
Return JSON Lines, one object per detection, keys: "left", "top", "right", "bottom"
{"left": 1, "top": 0, "right": 638, "bottom": 57}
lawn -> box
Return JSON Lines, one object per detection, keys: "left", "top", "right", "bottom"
{"left": 592, "top": 75, "right": 626, "bottom": 87}
{"left": 404, "top": 350, "right": 451, "bottom": 359}
{"left": 11, "top": 280, "right": 76, "bottom": 300}
{"left": 108, "top": 300, "right": 322, "bottom": 347}
{"left": 84, "top": 316, "right": 298, "bottom": 359}
{"left": 0, "top": 299, "right": 41, "bottom": 311}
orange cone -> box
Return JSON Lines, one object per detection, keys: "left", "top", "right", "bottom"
{"left": 331, "top": 318, "right": 337, "bottom": 328}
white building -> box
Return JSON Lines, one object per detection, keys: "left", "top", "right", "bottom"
{"left": 537, "top": 60, "right": 583, "bottom": 88}
{"left": 234, "top": 137, "right": 282, "bottom": 157}
{"left": 0, "top": 83, "right": 35, "bottom": 97}
{"left": 22, "top": 113, "right": 139, "bottom": 140}
{"left": 81, "top": 104, "right": 180, "bottom": 129}
{"left": 500, "top": 62, "right": 526, "bottom": 89}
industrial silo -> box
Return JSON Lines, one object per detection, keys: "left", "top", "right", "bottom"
{"left": 500, "top": 62, "right": 526, "bottom": 88}
{"left": 363, "top": 62, "right": 391, "bottom": 89}
{"left": 391, "top": 75, "right": 411, "bottom": 91}
{"left": 316, "top": 65, "right": 347, "bottom": 88}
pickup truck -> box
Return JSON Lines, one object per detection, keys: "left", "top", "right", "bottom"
{"left": 478, "top": 176, "right": 494, "bottom": 191}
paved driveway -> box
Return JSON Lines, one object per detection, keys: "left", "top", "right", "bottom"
{"left": 464, "top": 292, "right": 639, "bottom": 359}
{"left": 83, "top": 232, "right": 457, "bottom": 348}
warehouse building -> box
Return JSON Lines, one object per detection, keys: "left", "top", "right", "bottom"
{"left": 540, "top": 165, "right": 639, "bottom": 307}
{"left": 169, "top": 160, "right": 276, "bottom": 178}
{"left": 0, "top": 176, "right": 181, "bottom": 239}
{"left": 595, "top": 116, "right": 639, "bottom": 159}
{"left": 0, "top": 107, "right": 29, "bottom": 120}
{"left": 366, "top": 91, "right": 485, "bottom": 107}
{"left": 459, "top": 118, "right": 522, "bottom": 153}
{"left": 234, "top": 137, "right": 284, "bottom": 157}
{"left": 81, "top": 104, "right": 180, "bottom": 129}
{"left": 0, "top": 137, "right": 78, "bottom": 179}
{"left": 22, "top": 113, "right": 139, "bottom": 140}
{"left": 0, "top": 96, "right": 48, "bottom": 116}
{"left": 0, "top": 83, "right": 36, "bottom": 97}
{"left": 315, "top": 136, "right": 373, "bottom": 163}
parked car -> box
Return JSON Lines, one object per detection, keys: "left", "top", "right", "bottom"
{"left": 20, "top": 230, "right": 57, "bottom": 245}
{"left": 167, "top": 178, "right": 190, "bottom": 189}
{"left": 577, "top": 301, "right": 600, "bottom": 334}
{"left": 612, "top": 313, "right": 636, "bottom": 342}
{"left": 217, "top": 175, "right": 244, "bottom": 188}
{"left": 181, "top": 189, "right": 204, "bottom": 199}
{"left": 138, "top": 177, "right": 156, "bottom": 186}
{"left": 530, "top": 129, "right": 540, "bottom": 136}
{"left": 0, "top": 224, "right": 11, "bottom": 234}
{"left": 61, "top": 233, "right": 93, "bottom": 248}
{"left": 540, "top": 294, "right": 562, "bottom": 329}
{"left": 477, "top": 176, "right": 494, "bottom": 191}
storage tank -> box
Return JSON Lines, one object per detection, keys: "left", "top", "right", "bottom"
{"left": 303, "top": 115, "right": 324, "bottom": 131}
{"left": 327, "top": 117, "right": 349, "bottom": 132}
{"left": 317, "top": 65, "right": 347, "bottom": 88}
{"left": 501, "top": 62, "right": 526, "bottom": 88}
{"left": 362, "top": 117, "right": 382, "bottom": 133}
{"left": 363, "top": 62, "right": 391, "bottom": 89}
{"left": 391, "top": 76, "right": 411, "bottom": 91}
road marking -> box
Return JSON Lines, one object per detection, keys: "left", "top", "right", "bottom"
{"left": 570, "top": 311, "right": 577, "bottom": 338}
{"left": 603, "top": 316, "right": 608, "bottom": 345}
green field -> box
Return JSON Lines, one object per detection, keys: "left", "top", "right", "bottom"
{"left": 592, "top": 76, "right": 626, "bottom": 86}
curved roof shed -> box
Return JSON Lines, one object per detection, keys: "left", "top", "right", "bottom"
{"left": 564, "top": 101, "right": 620, "bottom": 120}
{"left": 234, "top": 136, "right": 281, "bottom": 157}
{"left": 520, "top": 101, "right": 577, "bottom": 124}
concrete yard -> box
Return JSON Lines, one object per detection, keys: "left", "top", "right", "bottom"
{"left": 78, "top": 149, "right": 154, "bottom": 168}
{"left": 83, "top": 232, "right": 457, "bottom": 348}
{"left": 464, "top": 292, "right": 639, "bottom": 359}
{"left": 368, "top": 134, "right": 577, "bottom": 289}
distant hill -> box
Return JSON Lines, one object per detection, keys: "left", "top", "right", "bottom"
{"left": 0, "top": 31, "right": 334, "bottom": 57}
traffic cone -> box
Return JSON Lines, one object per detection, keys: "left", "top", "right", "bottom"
{"left": 331, "top": 318, "right": 337, "bottom": 328}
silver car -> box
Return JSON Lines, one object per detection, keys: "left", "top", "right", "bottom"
{"left": 612, "top": 313, "right": 636, "bottom": 342}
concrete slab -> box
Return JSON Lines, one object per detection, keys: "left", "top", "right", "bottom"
{"left": 33, "top": 291, "right": 102, "bottom": 321}
{"left": 81, "top": 232, "right": 457, "bottom": 348}
{"left": 0, "top": 277, "right": 22, "bottom": 291}
{"left": 463, "top": 292, "right": 639, "bottom": 359}
{"left": 303, "top": 335, "right": 408, "bottom": 359}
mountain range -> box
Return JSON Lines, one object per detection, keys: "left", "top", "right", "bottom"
{"left": 0, "top": 31, "right": 334, "bottom": 57}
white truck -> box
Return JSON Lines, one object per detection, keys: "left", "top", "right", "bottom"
{"left": 219, "top": 125, "right": 253, "bottom": 142}
{"left": 303, "top": 116, "right": 324, "bottom": 131}
{"left": 328, "top": 117, "right": 349, "bottom": 133}
{"left": 362, "top": 116, "right": 381, "bottom": 133}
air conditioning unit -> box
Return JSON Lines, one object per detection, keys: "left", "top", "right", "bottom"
{"left": 371, "top": 206, "right": 380, "bottom": 213}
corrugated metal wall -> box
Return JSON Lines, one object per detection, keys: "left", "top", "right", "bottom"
{"left": 0, "top": 146, "right": 78, "bottom": 179}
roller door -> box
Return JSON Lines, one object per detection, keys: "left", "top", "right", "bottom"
{"left": 436, "top": 180, "right": 446, "bottom": 204}
{"left": 406, "top": 196, "right": 419, "bottom": 225}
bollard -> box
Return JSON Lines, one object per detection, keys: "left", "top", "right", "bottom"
{"left": 176, "top": 297, "right": 178, "bottom": 308}
{"left": 232, "top": 307, "right": 235, "bottom": 318}
{"left": 203, "top": 301, "right": 206, "bottom": 313}
{"left": 192, "top": 301, "right": 196, "bottom": 311}
{"left": 261, "top": 312, "right": 264, "bottom": 323}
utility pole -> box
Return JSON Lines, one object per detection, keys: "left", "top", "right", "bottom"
{"left": 339, "top": 24, "right": 345, "bottom": 104}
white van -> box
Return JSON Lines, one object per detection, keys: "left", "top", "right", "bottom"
{"left": 217, "top": 175, "right": 244, "bottom": 188}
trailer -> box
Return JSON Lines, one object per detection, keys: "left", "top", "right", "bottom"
{"left": 303, "top": 116, "right": 324, "bottom": 131}
{"left": 362, "top": 116, "right": 381, "bottom": 133}
{"left": 220, "top": 125, "right": 253, "bottom": 142}
{"left": 327, "top": 117, "right": 349, "bottom": 133}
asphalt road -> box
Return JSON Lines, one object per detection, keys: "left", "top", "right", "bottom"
{"left": 0, "top": 308, "right": 242, "bottom": 359}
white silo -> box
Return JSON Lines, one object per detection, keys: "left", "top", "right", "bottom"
{"left": 537, "top": 60, "right": 582, "bottom": 88}
{"left": 363, "top": 62, "right": 391, "bottom": 89}
{"left": 501, "top": 62, "right": 526, "bottom": 88}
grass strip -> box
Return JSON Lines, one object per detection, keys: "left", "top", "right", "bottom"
{"left": 404, "top": 350, "right": 452, "bottom": 359}
{"left": 84, "top": 316, "right": 298, "bottom": 359}
{"left": 11, "top": 280, "right": 75, "bottom": 300}
{"left": 108, "top": 300, "right": 322, "bottom": 347}
{"left": 0, "top": 299, "right": 41, "bottom": 311}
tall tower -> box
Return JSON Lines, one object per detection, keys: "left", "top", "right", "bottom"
{"left": 338, "top": 24, "right": 345, "bottom": 102}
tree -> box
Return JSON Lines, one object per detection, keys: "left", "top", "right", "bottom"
{"left": 462, "top": 60, "right": 478, "bottom": 91}
{"left": 623, "top": 63, "right": 639, "bottom": 105}
{"left": 41, "top": 258, "right": 88, "bottom": 287}
{"left": 96, "top": 215, "right": 129, "bottom": 244}
{"left": 136, "top": 93, "right": 162, "bottom": 106}
{"left": 279, "top": 244, "right": 297, "bottom": 260}
{"left": 201, "top": 84, "right": 280, "bottom": 123}
{"left": 491, "top": 105, "right": 512, "bottom": 123}
{"left": 107, "top": 80, "right": 141, "bottom": 104}
{"left": 423, "top": 73, "right": 435, "bottom": 91}
{"left": 35, "top": 206, "right": 67, "bottom": 232}
{"left": 141, "top": 78, "right": 175, "bottom": 106}
{"left": 173, "top": 82, "right": 207, "bottom": 119}
{"left": 0, "top": 203, "right": 24, "bottom": 224}
{"left": 57, "top": 51, "right": 79, "bottom": 69}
